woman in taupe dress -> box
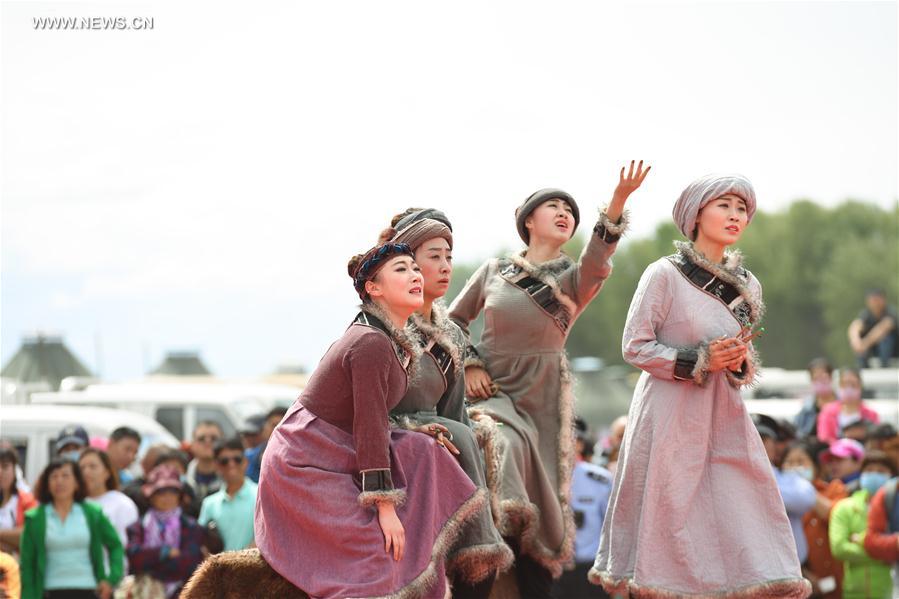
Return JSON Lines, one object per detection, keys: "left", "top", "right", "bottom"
{"left": 448, "top": 162, "right": 649, "bottom": 597}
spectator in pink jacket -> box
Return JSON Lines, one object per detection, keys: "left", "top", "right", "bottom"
{"left": 816, "top": 367, "right": 879, "bottom": 444}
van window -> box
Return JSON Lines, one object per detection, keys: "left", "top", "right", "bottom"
{"left": 196, "top": 407, "right": 235, "bottom": 438}
{"left": 156, "top": 407, "right": 184, "bottom": 440}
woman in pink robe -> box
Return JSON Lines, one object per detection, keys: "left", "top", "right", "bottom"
{"left": 590, "top": 174, "right": 811, "bottom": 598}
{"left": 255, "top": 242, "right": 485, "bottom": 599}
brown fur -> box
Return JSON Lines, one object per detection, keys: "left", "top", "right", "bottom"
{"left": 180, "top": 549, "right": 308, "bottom": 599}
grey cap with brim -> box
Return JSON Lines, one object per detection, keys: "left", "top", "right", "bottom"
{"left": 515, "top": 188, "right": 579, "bottom": 244}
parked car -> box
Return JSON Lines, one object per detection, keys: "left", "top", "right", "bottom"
{"left": 1, "top": 404, "right": 180, "bottom": 486}
{"left": 30, "top": 382, "right": 301, "bottom": 441}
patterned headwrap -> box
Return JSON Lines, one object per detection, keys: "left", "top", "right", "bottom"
{"left": 672, "top": 174, "right": 757, "bottom": 239}
{"left": 391, "top": 218, "right": 453, "bottom": 252}
{"left": 350, "top": 242, "right": 414, "bottom": 300}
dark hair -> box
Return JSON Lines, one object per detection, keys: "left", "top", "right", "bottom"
{"left": 866, "top": 288, "right": 886, "bottom": 298}
{"left": 154, "top": 449, "right": 190, "bottom": 470}
{"left": 193, "top": 421, "right": 224, "bottom": 437}
{"left": 807, "top": 358, "right": 834, "bottom": 376}
{"left": 839, "top": 367, "right": 863, "bottom": 385}
{"left": 0, "top": 448, "right": 19, "bottom": 496}
{"left": 78, "top": 447, "right": 119, "bottom": 491}
{"left": 861, "top": 450, "right": 898, "bottom": 477}
{"left": 265, "top": 407, "right": 288, "bottom": 422}
{"left": 110, "top": 426, "right": 142, "bottom": 445}
{"left": 213, "top": 437, "right": 245, "bottom": 459}
{"left": 34, "top": 458, "right": 87, "bottom": 503}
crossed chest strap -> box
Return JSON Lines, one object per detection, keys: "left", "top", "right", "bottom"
{"left": 499, "top": 263, "right": 571, "bottom": 332}
{"left": 422, "top": 337, "right": 455, "bottom": 391}
{"left": 667, "top": 254, "right": 753, "bottom": 326}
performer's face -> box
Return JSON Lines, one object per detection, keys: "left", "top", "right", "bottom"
{"left": 695, "top": 194, "right": 748, "bottom": 246}
{"left": 526, "top": 199, "right": 575, "bottom": 245}
{"left": 414, "top": 237, "right": 452, "bottom": 302}
{"left": 365, "top": 255, "right": 424, "bottom": 313}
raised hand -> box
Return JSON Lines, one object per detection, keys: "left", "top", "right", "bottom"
{"left": 608, "top": 160, "right": 651, "bottom": 222}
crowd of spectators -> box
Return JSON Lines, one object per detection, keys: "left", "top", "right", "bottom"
{"left": 0, "top": 407, "right": 286, "bottom": 599}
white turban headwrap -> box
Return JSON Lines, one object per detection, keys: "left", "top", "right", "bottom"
{"left": 672, "top": 174, "right": 757, "bottom": 239}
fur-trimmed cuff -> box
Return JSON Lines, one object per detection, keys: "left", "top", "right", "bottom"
{"left": 358, "top": 488, "right": 407, "bottom": 509}
{"left": 463, "top": 345, "right": 486, "bottom": 370}
{"left": 356, "top": 469, "right": 406, "bottom": 509}
{"left": 673, "top": 343, "right": 710, "bottom": 386}
{"left": 726, "top": 344, "right": 761, "bottom": 388}
{"left": 594, "top": 208, "right": 631, "bottom": 243}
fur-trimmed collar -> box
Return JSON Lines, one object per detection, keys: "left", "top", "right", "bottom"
{"left": 408, "top": 301, "right": 463, "bottom": 377}
{"left": 673, "top": 241, "right": 766, "bottom": 322}
{"left": 359, "top": 302, "right": 422, "bottom": 378}
{"left": 505, "top": 252, "right": 579, "bottom": 317}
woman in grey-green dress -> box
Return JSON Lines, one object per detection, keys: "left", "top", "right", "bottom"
{"left": 383, "top": 209, "right": 513, "bottom": 599}
{"left": 448, "top": 162, "right": 649, "bottom": 598}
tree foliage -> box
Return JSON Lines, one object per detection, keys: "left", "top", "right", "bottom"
{"left": 447, "top": 200, "right": 898, "bottom": 369}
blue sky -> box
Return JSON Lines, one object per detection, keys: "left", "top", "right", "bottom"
{"left": 2, "top": 1, "right": 896, "bottom": 380}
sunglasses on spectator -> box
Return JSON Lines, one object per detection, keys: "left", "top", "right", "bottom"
{"left": 217, "top": 456, "right": 244, "bottom": 466}
{"left": 196, "top": 435, "right": 221, "bottom": 443}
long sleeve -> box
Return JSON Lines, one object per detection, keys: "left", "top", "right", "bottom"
{"left": 817, "top": 403, "right": 840, "bottom": 445}
{"left": 828, "top": 499, "right": 869, "bottom": 563}
{"left": 863, "top": 486, "right": 899, "bottom": 562}
{"left": 19, "top": 514, "right": 39, "bottom": 599}
{"left": 621, "top": 260, "right": 711, "bottom": 385}
{"left": 347, "top": 331, "right": 406, "bottom": 508}
{"left": 448, "top": 260, "right": 492, "bottom": 369}
{"left": 558, "top": 209, "right": 628, "bottom": 309}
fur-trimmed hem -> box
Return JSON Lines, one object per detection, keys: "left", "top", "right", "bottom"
{"left": 486, "top": 353, "right": 577, "bottom": 579}
{"left": 725, "top": 343, "right": 761, "bottom": 388}
{"left": 598, "top": 207, "right": 631, "bottom": 237}
{"left": 507, "top": 252, "right": 579, "bottom": 318}
{"left": 692, "top": 341, "right": 711, "bottom": 386}
{"left": 672, "top": 241, "right": 766, "bottom": 323}
{"left": 358, "top": 489, "right": 407, "bottom": 509}
{"left": 348, "top": 489, "right": 487, "bottom": 599}
{"left": 588, "top": 569, "right": 811, "bottom": 599}
{"left": 359, "top": 302, "right": 423, "bottom": 379}
{"left": 446, "top": 542, "right": 514, "bottom": 584}
{"left": 468, "top": 409, "right": 506, "bottom": 528}
{"left": 182, "top": 493, "right": 488, "bottom": 599}
{"left": 409, "top": 301, "right": 463, "bottom": 378}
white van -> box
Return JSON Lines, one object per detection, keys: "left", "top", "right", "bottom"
{"left": 30, "top": 382, "right": 301, "bottom": 441}
{"left": 1, "top": 404, "right": 180, "bottom": 486}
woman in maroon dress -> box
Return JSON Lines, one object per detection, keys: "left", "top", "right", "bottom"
{"left": 254, "top": 241, "right": 486, "bottom": 599}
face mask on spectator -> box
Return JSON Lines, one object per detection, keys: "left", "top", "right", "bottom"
{"left": 838, "top": 387, "right": 861, "bottom": 402}
{"left": 61, "top": 450, "right": 81, "bottom": 462}
{"left": 788, "top": 466, "right": 814, "bottom": 482}
{"left": 859, "top": 472, "right": 890, "bottom": 495}
{"left": 812, "top": 381, "right": 832, "bottom": 395}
